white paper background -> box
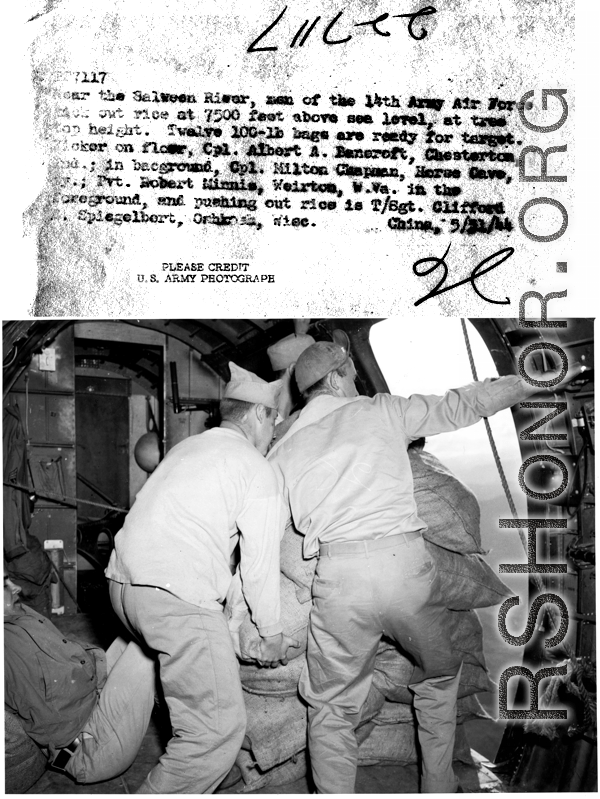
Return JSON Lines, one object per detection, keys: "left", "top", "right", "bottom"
{"left": 4, "top": 0, "right": 596, "bottom": 320}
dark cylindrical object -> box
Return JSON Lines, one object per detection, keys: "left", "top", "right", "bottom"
{"left": 170, "top": 361, "right": 181, "bottom": 413}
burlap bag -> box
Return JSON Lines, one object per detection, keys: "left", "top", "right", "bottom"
{"left": 410, "top": 449, "right": 483, "bottom": 554}
{"left": 357, "top": 716, "right": 474, "bottom": 767}
{"left": 372, "top": 611, "right": 495, "bottom": 704}
{"left": 240, "top": 682, "right": 386, "bottom": 773}
{"left": 234, "top": 448, "right": 501, "bottom": 785}
{"left": 428, "top": 543, "right": 511, "bottom": 610}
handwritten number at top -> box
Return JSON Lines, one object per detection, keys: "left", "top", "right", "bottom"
{"left": 247, "top": 5, "right": 437, "bottom": 53}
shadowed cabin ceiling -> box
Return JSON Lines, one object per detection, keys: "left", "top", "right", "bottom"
{"left": 3, "top": 318, "right": 593, "bottom": 400}
{"left": 3, "top": 320, "right": 292, "bottom": 391}
{"left": 3, "top": 320, "right": 385, "bottom": 396}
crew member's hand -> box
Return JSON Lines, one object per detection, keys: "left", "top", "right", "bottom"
{"left": 257, "top": 633, "right": 301, "bottom": 667}
{"left": 229, "top": 629, "right": 242, "bottom": 658}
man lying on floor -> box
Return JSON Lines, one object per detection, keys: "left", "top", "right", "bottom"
{"left": 4, "top": 568, "right": 156, "bottom": 784}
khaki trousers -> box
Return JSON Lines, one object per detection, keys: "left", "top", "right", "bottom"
{"left": 299, "top": 534, "right": 463, "bottom": 793}
{"left": 65, "top": 636, "right": 156, "bottom": 783}
{"left": 109, "top": 580, "right": 246, "bottom": 794}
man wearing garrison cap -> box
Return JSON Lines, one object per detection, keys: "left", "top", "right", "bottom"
{"left": 267, "top": 331, "right": 315, "bottom": 443}
{"left": 106, "top": 364, "right": 297, "bottom": 793}
{"left": 268, "top": 335, "right": 545, "bottom": 794}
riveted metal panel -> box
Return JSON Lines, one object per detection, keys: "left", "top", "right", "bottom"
{"left": 28, "top": 445, "right": 76, "bottom": 509}
{"left": 12, "top": 329, "right": 75, "bottom": 394}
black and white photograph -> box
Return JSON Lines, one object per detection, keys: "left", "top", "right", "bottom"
{"left": 3, "top": 317, "right": 595, "bottom": 792}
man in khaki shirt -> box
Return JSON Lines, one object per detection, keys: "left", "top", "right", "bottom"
{"left": 106, "top": 364, "right": 297, "bottom": 794}
{"left": 268, "top": 337, "right": 542, "bottom": 794}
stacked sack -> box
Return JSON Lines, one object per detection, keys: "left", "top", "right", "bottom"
{"left": 232, "top": 449, "right": 511, "bottom": 791}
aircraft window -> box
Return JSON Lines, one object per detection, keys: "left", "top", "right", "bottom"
{"left": 370, "top": 318, "right": 529, "bottom": 707}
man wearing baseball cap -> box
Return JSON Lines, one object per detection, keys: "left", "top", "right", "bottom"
{"left": 106, "top": 363, "right": 297, "bottom": 793}
{"left": 268, "top": 334, "right": 542, "bottom": 794}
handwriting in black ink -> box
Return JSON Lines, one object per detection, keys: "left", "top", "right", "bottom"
{"left": 247, "top": 5, "right": 437, "bottom": 53}
{"left": 412, "top": 243, "right": 513, "bottom": 307}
